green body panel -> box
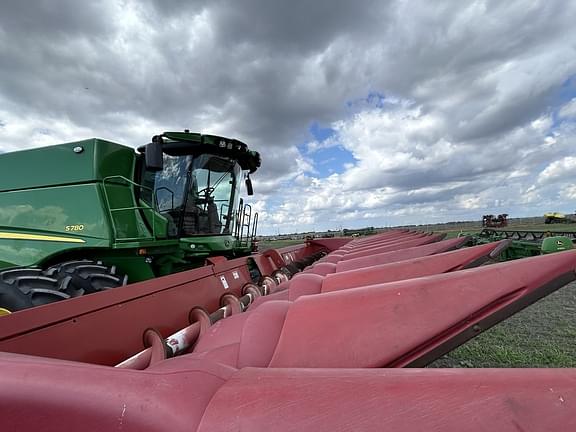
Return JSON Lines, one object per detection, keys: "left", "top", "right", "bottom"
{"left": 104, "top": 257, "right": 156, "bottom": 281}
{"left": 178, "top": 235, "right": 248, "bottom": 256}
{"left": 90, "top": 236, "right": 251, "bottom": 282}
{"left": 0, "top": 185, "right": 110, "bottom": 240}
{"left": 0, "top": 238, "right": 110, "bottom": 269}
{"left": 0, "top": 139, "right": 134, "bottom": 192}
{"left": 541, "top": 236, "right": 574, "bottom": 254}
{"left": 0, "top": 184, "right": 112, "bottom": 267}
{"left": 103, "top": 178, "right": 154, "bottom": 241}
{"left": 502, "top": 236, "right": 574, "bottom": 259}
{"left": 138, "top": 199, "right": 168, "bottom": 240}
{"left": 0, "top": 139, "right": 149, "bottom": 268}
{"left": 503, "top": 241, "right": 542, "bottom": 260}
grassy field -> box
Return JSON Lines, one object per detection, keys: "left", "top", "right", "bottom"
{"left": 259, "top": 226, "right": 576, "bottom": 368}
{"left": 429, "top": 282, "right": 576, "bottom": 368}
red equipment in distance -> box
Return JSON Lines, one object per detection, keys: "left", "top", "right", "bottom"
{"left": 482, "top": 213, "right": 508, "bottom": 227}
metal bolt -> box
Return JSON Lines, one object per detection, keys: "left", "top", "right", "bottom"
{"left": 73, "top": 146, "right": 84, "bottom": 154}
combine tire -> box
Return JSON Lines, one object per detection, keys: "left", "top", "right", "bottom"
{"left": 45, "top": 260, "right": 127, "bottom": 297}
{"left": 0, "top": 269, "right": 70, "bottom": 312}
{"left": 0, "top": 261, "right": 128, "bottom": 313}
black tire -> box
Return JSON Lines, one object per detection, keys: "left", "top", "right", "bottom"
{"left": 0, "top": 268, "right": 70, "bottom": 312}
{"left": 44, "top": 260, "right": 127, "bottom": 297}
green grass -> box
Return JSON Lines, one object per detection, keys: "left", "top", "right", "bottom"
{"left": 430, "top": 283, "right": 576, "bottom": 368}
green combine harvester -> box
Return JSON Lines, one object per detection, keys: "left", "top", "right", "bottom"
{"left": 0, "top": 131, "right": 261, "bottom": 312}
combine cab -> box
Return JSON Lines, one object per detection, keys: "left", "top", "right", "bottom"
{"left": 0, "top": 131, "right": 261, "bottom": 312}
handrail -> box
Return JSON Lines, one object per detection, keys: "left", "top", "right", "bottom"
{"left": 234, "top": 202, "right": 242, "bottom": 238}
{"left": 251, "top": 212, "right": 259, "bottom": 240}
{"left": 239, "top": 204, "right": 252, "bottom": 246}
{"left": 102, "top": 175, "right": 158, "bottom": 242}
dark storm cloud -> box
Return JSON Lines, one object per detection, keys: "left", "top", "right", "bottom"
{"left": 146, "top": 0, "right": 211, "bottom": 17}
{"left": 211, "top": 0, "right": 385, "bottom": 53}
{"left": 0, "top": 1, "right": 110, "bottom": 36}
{"left": 148, "top": 0, "right": 385, "bottom": 52}
{"left": 0, "top": 3, "right": 141, "bottom": 136}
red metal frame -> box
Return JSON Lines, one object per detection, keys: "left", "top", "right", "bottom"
{"left": 1, "top": 230, "right": 576, "bottom": 431}
{"left": 0, "top": 241, "right": 331, "bottom": 364}
{"left": 1, "top": 352, "right": 575, "bottom": 431}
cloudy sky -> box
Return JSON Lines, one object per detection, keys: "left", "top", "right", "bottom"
{"left": 1, "top": 1, "right": 575, "bottom": 234}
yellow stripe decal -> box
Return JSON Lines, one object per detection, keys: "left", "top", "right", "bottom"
{"left": 0, "top": 232, "right": 86, "bottom": 243}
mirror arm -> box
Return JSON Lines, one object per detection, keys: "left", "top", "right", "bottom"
{"left": 145, "top": 135, "right": 164, "bottom": 171}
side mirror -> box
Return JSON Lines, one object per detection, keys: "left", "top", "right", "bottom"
{"left": 245, "top": 176, "right": 254, "bottom": 196}
{"left": 145, "top": 135, "right": 164, "bottom": 171}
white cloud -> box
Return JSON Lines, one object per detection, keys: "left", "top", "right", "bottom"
{"left": 457, "top": 196, "right": 483, "bottom": 210}
{"left": 538, "top": 157, "right": 576, "bottom": 184}
{"left": 562, "top": 185, "right": 576, "bottom": 200}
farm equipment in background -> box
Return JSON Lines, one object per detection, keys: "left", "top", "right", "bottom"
{"left": 473, "top": 213, "right": 575, "bottom": 261}
{"left": 464, "top": 228, "right": 575, "bottom": 260}
{"left": 545, "top": 211, "right": 576, "bottom": 224}
{"left": 482, "top": 213, "right": 508, "bottom": 227}
{"left": 0, "top": 131, "right": 261, "bottom": 313}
